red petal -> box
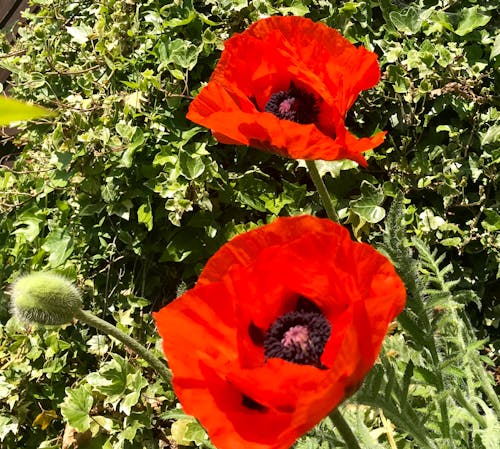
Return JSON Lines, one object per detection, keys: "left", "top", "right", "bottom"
{"left": 187, "top": 16, "right": 385, "bottom": 162}
{"left": 198, "top": 216, "right": 336, "bottom": 284}
{"left": 154, "top": 216, "right": 406, "bottom": 449}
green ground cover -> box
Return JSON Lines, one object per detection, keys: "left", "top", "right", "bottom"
{"left": 0, "top": 0, "right": 498, "bottom": 448}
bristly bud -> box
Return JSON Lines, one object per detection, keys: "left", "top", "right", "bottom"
{"left": 9, "top": 272, "right": 82, "bottom": 325}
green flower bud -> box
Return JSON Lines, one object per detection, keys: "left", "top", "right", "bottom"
{"left": 10, "top": 272, "right": 82, "bottom": 325}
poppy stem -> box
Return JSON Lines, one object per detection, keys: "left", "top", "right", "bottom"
{"left": 73, "top": 308, "right": 172, "bottom": 383}
{"left": 328, "top": 408, "right": 363, "bottom": 449}
{"left": 305, "top": 160, "right": 339, "bottom": 222}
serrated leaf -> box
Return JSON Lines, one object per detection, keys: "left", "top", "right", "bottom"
{"left": 0, "top": 96, "right": 53, "bottom": 125}
{"left": 60, "top": 386, "right": 93, "bottom": 432}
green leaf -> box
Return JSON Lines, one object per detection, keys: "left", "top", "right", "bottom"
{"left": 279, "top": 0, "right": 309, "bottom": 16}
{"left": 481, "top": 210, "right": 500, "bottom": 232}
{"left": 79, "top": 203, "right": 105, "bottom": 216}
{"left": 66, "top": 24, "right": 93, "bottom": 44}
{"left": 351, "top": 181, "right": 386, "bottom": 223}
{"left": 167, "top": 39, "right": 201, "bottom": 70}
{"left": 164, "top": 10, "right": 196, "bottom": 28}
{"left": 387, "top": 64, "right": 410, "bottom": 93}
{"left": 86, "top": 355, "right": 129, "bottom": 400}
{"left": 41, "top": 229, "right": 74, "bottom": 267}
{"left": 0, "top": 414, "right": 18, "bottom": 441}
{"left": 13, "top": 216, "right": 43, "bottom": 242}
{"left": 171, "top": 418, "right": 208, "bottom": 447}
{"left": 298, "top": 159, "right": 358, "bottom": 177}
{"left": 86, "top": 335, "right": 109, "bottom": 356}
{"left": 455, "top": 7, "right": 491, "bottom": 37}
{"left": 480, "top": 124, "right": 500, "bottom": 146}
{"left": 390, "top": 7, "right": 422, "bottom": 34}
{"left": 137, "top": 201, "right": 153, "bottom": 231}
{"left": 0, "top": 96, "right": 52, "bottom": 125}
{"left": 491, "top": 33, "right": 500, "bottom": 60}
{"left": 179, "top": 152, "right": 205, "bottom": 180}
{"left": 60, "top": 385, "right": 93, "bottom": 432}
{"left": 119, "top": 371, "right": 148, "bottom": 415}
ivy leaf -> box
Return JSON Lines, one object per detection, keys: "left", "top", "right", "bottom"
{"left": 137, "top": 201, "right": 153, "bottom": 231}
{"left": 0, "top": 415, "right": 18, "bottom": 441}
{"left": 480, "top": 124, "right": 500, "bottom": 146}
{"left": 390, "top": 7, "right": 422, "bottom": 34}
{"left": 86, "top": 354, "right": 129, "bottom": 402}
{"left": 13, "top": 216, "right": 43, "bottom": 242}
{"left": 455, "top": 7, "right": 491, "bottom": 36}
{"left": 298, "top": 159, "right": 357, "bottom": 177}
{"left": 41, "top": 229, "right": 74, "bottom": 267}
{"left": 32, "top": 409, "right": 58, "bottom": 430}
{"left": 60, "top": 386, "right": 93, "bottom": 432}
{"left": 167, "top": 39, "right": 201, "bottom": 70}
{"left": 481, "top": 210, "right": 500, "bottom": 232}
{"left": 387, "top": 65, "right": 410, "bottom": 93}
{"left": 491, "top": 33, "right": 500, "bottom": 60}
{"left": 351, "top": 181, "right": 386, "bottom": 224}
{"left": 171, "top": 418, "right": 208, "bottom": 447}
{"left": 66, "top": 24, "right": 93, "bottom": 44}
{"left": 119, "top": 371, "right": 148, "bottom": 416}
{"left": 0, "top": 96, "right": 52, "bottom": 125}
{"left": 179, "top": 152, "right": 205, "bottom": 180}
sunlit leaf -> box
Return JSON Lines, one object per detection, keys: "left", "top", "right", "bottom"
{"left": 455, "top": 7, "right": 491, "bottom": 36}
{"left": 0, "top": 96, "right": 52, "bottom": 125}
{"left": 60, "top": 386, "right": 93, "bottom": 433}
{"left": 33, "top": 409, "right": 58, "bottom": 430}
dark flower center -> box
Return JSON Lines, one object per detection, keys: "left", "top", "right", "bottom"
{"left": 262, "top": 297, "right": 331, "bottom": 369}
{"left": 264, "top": 82, "right": 319, "bottom": 124}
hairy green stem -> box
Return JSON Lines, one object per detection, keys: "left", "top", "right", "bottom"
{"left": 475, "top": 362, "right": 500, "bottom": 416}
{"left": 453, "top": 390, "right": 487, "bottom": 428}
{"left": 74, "top": 308, "right": 172, "bottom": 383}
{"left": 305, "top": 160, "right": 339, "bottom": 222}
{"left": 357, "top": 397, "right": 438, "bottom": 449}
{"left": 329, "top": 408, "right": 362, "bottom": 449}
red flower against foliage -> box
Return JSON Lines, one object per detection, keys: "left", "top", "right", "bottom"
{"left": 187, "top": 16, "right": 386, "bottom": 166}
{"left": 154, "top": 216, "right": 405, "bottom": 449}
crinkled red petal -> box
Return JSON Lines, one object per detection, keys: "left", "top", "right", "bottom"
{"left": 187, "top": 16, "right": 385, "bottom": 162}
{"left": 198, "top": 216, "right": 338, "bottom": 285}
{"left": 154, "top": 216, "right": 406, "bottom": 449}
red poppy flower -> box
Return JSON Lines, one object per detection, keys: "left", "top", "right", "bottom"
{"left": 154, "top": 216, "right": 405, "bottom": 449}
{"left": 187, "top": 16, "right": 386, "bottom": 166}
